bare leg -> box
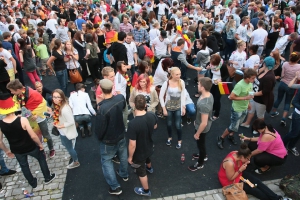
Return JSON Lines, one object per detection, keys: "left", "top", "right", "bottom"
{"left": 241, "top": 113, "right": 255, "bottom": 126}
{"left": 221, "top": 128, "right": 233, "bottom": 138}
{"left": 282, "top": 111, "right": 288, "bottom": 119}
{"left": 139, "top": 176, "right": 149, "bottom": 190}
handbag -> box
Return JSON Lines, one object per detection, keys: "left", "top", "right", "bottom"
{"left": 165, "top": 97, "right": 181, "bottom": 111}
{"left": 222, "top": 183, "right": 248, "bottom": 200}
{"left": 227, "top": 63, "right": 236, "bottom": 78}
{"left": 51, "top": 127, "right": 59, "bottom": 136}
{"left": 68, "top": 58, "right": 82, "bottom": 83}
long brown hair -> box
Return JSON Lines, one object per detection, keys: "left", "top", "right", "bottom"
{"left": 52, "top": 89, "right": 68, "bottom": 115}
{"left": 271, "top": 50, "right": 280, "bottom": 68}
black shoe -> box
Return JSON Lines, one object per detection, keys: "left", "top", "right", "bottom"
{"left": 44, "top": 173, "right": 56, "bottom": 185}
{"left": 192, "top": 153, "right": 199, "bottom": 159}
{"left": 87, "top": 126, "right": 92, "bottom": 136}
{"left": 109, "top": 187, "right": 122, "bottom": 195}
{"left": 227, "top": 135, "right": 237, "bottom": 145}
{"left": 112, "top": 155, "right": 120, "bottom": 164}
{"left": 80, "top": 128, "right": 85, "bottom": 138}
{"left": 116, "top": 170, "right": 128, "bottom": 181}
{"left": 217, "top": 136, "right": 224, "bottom": 149}
{"left": 32, "top": 177, "right": 37, "bottom": 189}
{"left": 0, "top": 169, "right": 16, "bottom": 176}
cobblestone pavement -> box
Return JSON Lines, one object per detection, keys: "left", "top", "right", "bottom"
{"left": 151, "top": 179, "right": 283, "bottom": 200}
{"left": 0, "top": 119, "right": 69, "bottom": 200}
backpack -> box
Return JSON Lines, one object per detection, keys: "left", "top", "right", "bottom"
{"left": 279, "top": 173, "right": 300, "bottom": 199}
{"left": 212, "top": 31, "right": 226, "bottom": 51}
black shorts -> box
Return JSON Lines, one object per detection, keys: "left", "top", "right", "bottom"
{"left": 132, "top": 157, "right": 151, "bottom": 177}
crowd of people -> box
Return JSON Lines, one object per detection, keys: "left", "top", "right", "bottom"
{"left": 0, "top": 0, "right": 299, "bottom": 198}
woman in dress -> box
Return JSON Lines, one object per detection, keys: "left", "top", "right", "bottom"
{"left": 94, "top": 24, "right": 106, "bottom": 71}
{"left": 52, "top": 89, "right": 80, "bottom": 169}
{"left": 159, "top": 67, "right": 185, "bottom": 149}
{"left": 84, "top": 33, "right": 100, "bottom": 82}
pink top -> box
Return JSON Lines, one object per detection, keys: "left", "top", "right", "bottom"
{"left": 257, "top": 131, "right": 287, "bottom": 159}
{"left": 281, "top": 62, "right": 300, "bottom": 85}
{"left": 95, "top": 84, "right": 117, "bottom": 99}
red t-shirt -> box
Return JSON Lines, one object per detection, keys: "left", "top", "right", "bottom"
{"left": 285, "top": 17, "right": 294, "bottom": 34}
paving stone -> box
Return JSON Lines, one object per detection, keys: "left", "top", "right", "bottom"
{"left": 32, "top": 196, "right": 42, "bottom": 200}
{"left": 206, "top": 190, "right": 217, "bottom": 195}
{"left": 172, "top": 196, "right": 178, "bottom": 199}
{"left": 11, "top": 188, "right": 23, "bottom": 195}
{"left": 213, "top": 193, "right": 225, "bottom": 200}
{"left": 41, "top": 195, "right": 51, "bottom": 200}
{"left": 51, "top": 193, "right": 62, "bottom": 198}
{"left": 38, "top": 191, "right": 48, "bottom": 195}
{"left": 195, "top": 191, "right": 206, "bottom": 197}
{"left": 162, "top": 196, "right": 172, "bottom": 200}
{"left": 44, "top": 182, "right": 59, "bottom": 190}
{"left": 177, "top": 194, "right": 186, "bottom": 199}
{"left": 203, "top": 195, "right": 214, "bottom": 200}
{"left": 186, "top": 193, "right": 196, "bottom": 198}
{"left": 195, "top": 198, "right": 204, "bottom": 200}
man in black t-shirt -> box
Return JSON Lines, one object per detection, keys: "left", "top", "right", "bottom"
{"left": 127, "top": 95, "right": 157, "bottom": 197}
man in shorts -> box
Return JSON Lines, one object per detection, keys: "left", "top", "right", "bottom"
{"left": 217, "top": 69, "right": 257, "bottom": 149}
{"left": 127, "top": 95, "right": 158, "bottom": 197}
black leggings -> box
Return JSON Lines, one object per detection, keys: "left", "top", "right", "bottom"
{"left": 78, "top": 58, "right": 88, "bottom": 82}
{"left": 242, "top": 171, "right": 280, "bottom": 200}
{"left": 196, "top": 131, "right": 206, "bottom": 166}
{"left": 87, "top": 58, "right": 100, "bottom": 81}
{"left": 211, "top": 84, "right": 221, "bottom": 117}
{"left": 248, "top": 142, "right": 286, "bottom": 167}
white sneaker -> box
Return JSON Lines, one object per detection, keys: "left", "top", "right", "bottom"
{"left": 67, "top": 161, "right": 80, "bottom": 169}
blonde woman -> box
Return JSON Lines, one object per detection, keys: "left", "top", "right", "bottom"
{"left": 129, "top": 74, "right": 159, "bottom": 114}
{"left": 224, "top": 19, "right": 236, "bottom": 60}
{"left": 229, "top": 40, "right": 247, "bottom": 70}
{"left": 52, "top": 89, "right": 80, "bottom": 169}
{"left": 159, "top": 67, "right": 185, "bottom": 149}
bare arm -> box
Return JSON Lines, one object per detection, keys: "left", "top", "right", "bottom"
{"left": 10, "top": 57, "right": 16, "bottom": 73}
{"left": 46, "top": 56, "right": 56, "bottom": 71}
{"left": 19, "top": 50, "right": 24, "bottom": 63}
{"left": 194, "top": 113, "right": 208, "bottom": 139}
{"left": 128, "top": 139, "right": 136, "bottom": 164}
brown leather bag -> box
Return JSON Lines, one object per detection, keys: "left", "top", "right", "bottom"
{"left": 68, "top": 58, "right": 82, "bottom": 84}
{"left": 227, "top": 63, "right": 236, "bottom": 78}
{"left": 222, "top": 183, "right": 248, "bottom": 200}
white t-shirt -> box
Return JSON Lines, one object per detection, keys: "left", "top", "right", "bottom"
{"left": 153, "top": 58, "right": 168, "bottom": 86}
{"left": 244, "top": 55, "right": 260, "bottom": 69}
{"left": 152, "top": 37, "right": 170, "bottom": 56}
{"left": 124, "top": 41, "right": 137, "bottom": 65}
{"left": 229, "top": 50, "right": 247, "bottom": 70}
{"left": 133, "top": 4, "right": 142, "bottom": 13}
{"left": 236, "top": 25, "right": 248, "bottom": 42}
{"left": 115, "top": 72, "right": 128, "bottom": 99}
{"left": 149, "top": 29, "right": 160, "bottom": 45}
{"left": 0, "top": 49, "right": 13, "bottom": 70}
{"left": 205, "top": 0, "right": 213, "bottom": 9}
{"left": 214, "top": 5, "right": 223, "bottom": 16}
{"left": 251, "top": 28, "right": 268, "bottom": 45}
{"left": 63, "top": 49, "right": 80, "bottom": 69}
{"left": 158, "top": 3, "right": 168, "bottom": 15}
{"left": 46, "top": 19, "right": 58, "bottom": 34}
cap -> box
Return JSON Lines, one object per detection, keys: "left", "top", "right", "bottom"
{"left": 147, "top": 2, "right": 151, "bottom": 6}
{"left": 264, "top": 56, "right": 275, "bottom": 70}
{"left": 161, "top": 30, "right": 167, "bottom": 38}
{"left": 75, "top": 83, "right": 86, "bottom": 91}
{"left": 100, "top": 79, "right": 113, "bottom": 90}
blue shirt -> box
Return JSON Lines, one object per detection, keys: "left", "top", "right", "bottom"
{"left": 74, "top": 19, "right": 86, "bottom": 31}
{"left": 2, "top": 41, "right": 16, "bottom": 56}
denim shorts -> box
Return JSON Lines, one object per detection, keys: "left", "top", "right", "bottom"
{"left": 228, "top": 107, "right": 247, "bottom": 133}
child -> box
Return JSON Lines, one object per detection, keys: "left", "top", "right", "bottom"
{"left": 36, "top": 38, "right": 51, "bottom": 76}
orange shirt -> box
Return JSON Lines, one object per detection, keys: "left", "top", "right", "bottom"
{"left": 39, "top": 11, "right": 45, "bottom": 20}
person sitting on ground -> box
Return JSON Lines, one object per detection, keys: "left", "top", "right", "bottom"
{"left": 241, "top": 119, "right": 287, "bottom": 174}
{"left": 218, "top": 143, "right": 288, "bottom": 200}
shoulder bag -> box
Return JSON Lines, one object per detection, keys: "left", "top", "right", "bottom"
{"left": 68, "top": 58, "right": 82, "bottom": 84}
{"left": 222, "top": 182, "right": 248, "bottom": 200}
{"left": 227, "top": 62, "right": 236, "bottom": 78}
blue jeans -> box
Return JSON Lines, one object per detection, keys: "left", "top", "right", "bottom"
{"left": 273, "top": 81, "right": 295, "bottom": 112}
{"left": 60, "top": 135, "right": 78, "bottom": 162}
{"left": 167, "top": 109, "right": 182, "bottom": 141}
{"left": 14, "top": 147, "right": 51, "bottom": 187}
{"left": 228, "top": 107, "right": 247, "bottom": 133}
{"left": 186, "top": 103, "right": 196, "bottom": 118}
{"left": 224, "top": 39, "right": 236, "bottom": 60}
{"left": 283, "top": 111, "right": 300, "bottom": 149}
{"left": 100, "top": 138, "right": 128, "bottom": 190}
{"left": 0, "top": 149, "right": 9, "bottom": 174}
{"left": 74, "top": 114, "right": 92, "bottom": 129}
{"left": 55, "top": 69, "right": 68, "bottom": 96}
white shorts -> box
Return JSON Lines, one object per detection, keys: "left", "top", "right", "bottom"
{"left": 249, "top": 100, "right": 266, "bottom": 119}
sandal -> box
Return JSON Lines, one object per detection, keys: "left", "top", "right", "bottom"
{"left": 48, "top": 71, "right": 55, "bottom": 76}
{"left": 41, "top": 70, "right": 46, "bottom": 76}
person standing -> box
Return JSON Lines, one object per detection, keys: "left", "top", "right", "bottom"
{"left": 217, "top": 69, "right": 257, "bottom": 149}
{"left": 7, "top": 79, "right": 56, "bottom": 158}
{"left": 128, "top": 94, "right": 157, "bottom": 196}
{"left": 95, "top": 79, "right": 128, "bottom": 196}
{"left": 188, "top": 77, "right": 214, "bottom": 171}
{"left": 249, "top": 20, "right": 268, "bottom": 56}
{"left": 0, "top": 93, "right": 56, "bottom": 189}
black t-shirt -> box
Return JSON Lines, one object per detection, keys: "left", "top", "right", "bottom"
{"left": 266, "top": 31, "right": 279, "bottom": 49}
{"left": 69, "top": 8, "right": 76, "bottom": 21}
{"left": 127, "top": 112, "right": 157, "bottom": 162}
{"left": 0, "top": 59, "right": 9, "bottom": 82}
{"left": 52, "top": 50, "right": 67, "bottom": 71}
